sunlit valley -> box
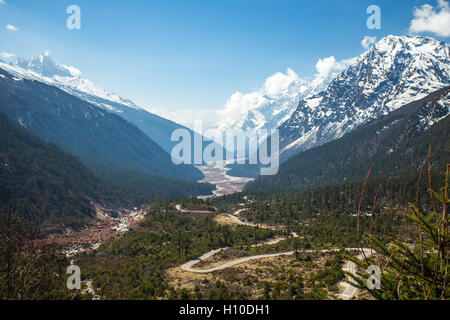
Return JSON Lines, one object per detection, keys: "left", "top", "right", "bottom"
{"left": 0, "top": 0, "right": 449, "bottom": 306}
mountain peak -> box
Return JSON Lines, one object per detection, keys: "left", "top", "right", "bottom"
{"left": 366, "top": 34, "right": 448, "bottom": 60}
{"left": 14, "top": 53, "right": 81, "bottom": 78}
{"left": 277, "top": 34, "right": 449, "bottom": 160}
{"left": 2, "top": 53, "right": 142, "bottom": 111}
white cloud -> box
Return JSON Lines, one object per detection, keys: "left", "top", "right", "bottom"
{"left": 310, "top": 56, "right": 355, "bottom": 89}
{"left": 316, "top": 56, "right": 341, "bottom": 76}
{"left": 155, "top": 57, "right": 357, "bottom": 134}
{"left": 215, "top": 57, "right": 356, "bottom": 131}
{"left": 361, "top": 36, "right": 377, "bottom": 50}
{"left": 6, "top": 24, "right": 19, "bottom": 31}
{"left": 262, "top": 68, "right": 301, "bottom": 98}
{"left": 410, "top": 0, "right": 450, "bottom": 37}
{"left": 315, "top": 56, "right": 355, "bottom": 77}
{"left": 0, "top": 52, "right": 15, "bottom": 60}
{"left": 0, "top": 1, "right": 6, "bottom": 5}
{"left": 221, "top": 91, "right": 267, "bottom": 118}
{"left": 217, "top": 68, "right": 304, "bottom": 124}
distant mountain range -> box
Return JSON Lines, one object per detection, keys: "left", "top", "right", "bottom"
{"left": 0, "top": 67, "right": 203, "bottom": 182}
{"left": 214, "top": 35, "right": 449, "bottom": 161}
{"left": 225, "top": 35, "right": 449, "bottom": 178}
{"left": 247, "top": 85, "right": 450, "bottom": 192}
{"left": 8, "top": 35, "right": 447, "bottom": 172}
{"left": 214, "top": 69, "right": 336, "bottom": 139}
{"left": 1, "top": 54, "right": 205, "bottom": 156}
{"left": 0, "top": 53, "right": 218, "bottom": 229}
{"left": 1, "top": 34, "right": 448, "bottom": 210}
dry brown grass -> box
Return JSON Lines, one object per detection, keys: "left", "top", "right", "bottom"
{"left": 213, "top": 214, "right": 240, "bottom": 227}
{"left": 166, "top": 252, "right": 338, "bottom": 299}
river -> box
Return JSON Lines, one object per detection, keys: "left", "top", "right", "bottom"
{"left": 196, "top": 161, "right": 254, "bottom": 198}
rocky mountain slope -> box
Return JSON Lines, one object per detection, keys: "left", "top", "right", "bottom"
{"left": 1, "top": 54, "right": 199, "bottom": 155}
{"left": 247, "top": 85, "right": 450, "bottom": 192}
{"left": 0, "top": 67, "right": 203, "bottom": 182}
{"left": 277, "top": 35, "right": 450, "bottom": 160}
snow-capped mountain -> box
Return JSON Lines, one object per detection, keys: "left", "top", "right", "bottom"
{"left": 247, "top": 85, "right": 450, "bottom": 191}
{"left": 278, "top": 35, "right": 450, "bottom": 160}
{"left": 212, "top": 68, "right": 337, "bottom": 147}
{"left": 9, "top": 53, "right": 139, "bottom": 111}
{"left": 15, "top": 54, "right": 77, "bottom": 78}
{"left": 0, "top": 53, "right": 197, "bottom": 154}
{"left": 216, "top": 73, "right": 305, "bottom": 135}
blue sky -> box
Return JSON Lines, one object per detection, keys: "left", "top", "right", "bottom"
{"left": 0, "top": 0, "right": 448, "bottom": 115}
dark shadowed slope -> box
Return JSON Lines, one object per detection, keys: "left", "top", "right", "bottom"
{"left": 0, "top": 67, "right": 203, "bottom": 182}
{"left": 0, "top": 111, "right": 213, "bottom": 230}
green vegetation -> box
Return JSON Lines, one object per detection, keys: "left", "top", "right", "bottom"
{"left": 0, "top": 111, "right": 213, "bottom": 229}
{"left": 0, "top": 77, "right": 447, "bottom": 300}
{"left": 176, "top": 198, "right": 216, "bottom": 211}
{"left": 0, "top": 112, "right": 101, "bottom": 227}
{"left": 168, "top": 249, "right": 346, "bottom": 300}
{"left": 349, "top": 165, "right": 449, "bottom": 299}
{"left": 0, "top": 207, "right": 80, "bottom": 300}
{"left": 247, "top": 86, "right": 450, "bottom": 192}
{"left": 91, "top": 165, "right": 214, "bottom": 206}
{"left": 76, "top": 204, "right": 276, "bottom": 299}
{"left": 225, "top": 179, "right": 416, "bottom": 247}
{"left": 0, "top": 69, "right": 203, "bottom": 182}
{"left": 310, "top": 253, "right": 345, "bottom": 291}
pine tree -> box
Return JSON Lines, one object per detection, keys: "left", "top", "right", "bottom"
{"left": 347, "top": 164, "right": 449, "bottom": 299}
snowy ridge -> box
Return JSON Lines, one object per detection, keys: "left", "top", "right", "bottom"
{"left": 278, "top": 35, "right": 450, "bottom": 159}
{"left": 0, "top": 53, "right": 220, "bottom": 155}
{"left": 213, "top": 68, "right": 337, "bottom": 143}
{"left": 0, "top": 54, "right": 140, "bottom": 112}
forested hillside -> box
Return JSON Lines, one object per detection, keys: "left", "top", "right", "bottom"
{"left": 0, "top": 112, "right": 102, "bottom": 227}
{"left": 0, "top": 112, "right": 213, "bottom": 229}
{"left": 247, "top": 86, "right": 450, "bottom": 192}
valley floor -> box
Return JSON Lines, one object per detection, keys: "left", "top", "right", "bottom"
{"left": 196, "top": 161, "right": 254, "bottom": 197}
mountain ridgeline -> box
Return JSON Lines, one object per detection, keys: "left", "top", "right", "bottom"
{"left": 0, "top": 67, "right": 203, "bottom": 182}
{"left": 246, "top": 86, "right": 450, "bottom": 192}
{"left": 277, "top": 35, "right": 449, "bottom": 160}
{"left": 226, "top": 35, "right": 449, "bottom": 179}
{"left": 2, "top": 54, "right": 219, "bottom": 158}
{"left": 0, "top": 65, "right": 215, "bottom": 229}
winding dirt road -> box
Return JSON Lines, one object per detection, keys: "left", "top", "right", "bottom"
{"left": 175, "top": 204, "right": 216, "bottom": 214}
{"left": 175, "top": 204, "right": 371, "bottom": 300}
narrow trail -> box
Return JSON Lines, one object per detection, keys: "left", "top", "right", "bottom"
{"left": 175, "top": 204, "right": 217, "bottom": 214}
{"left": 176, "top": 204, "right": 371, "bottom": 300}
